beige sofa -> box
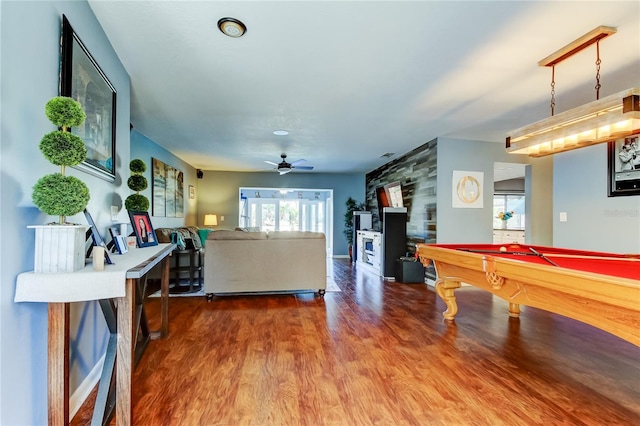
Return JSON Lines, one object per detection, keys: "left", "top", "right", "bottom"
{"left": 204, "top": 230, "right": 326, "bottom": 300}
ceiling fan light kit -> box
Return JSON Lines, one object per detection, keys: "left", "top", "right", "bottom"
{"left": 506, "top": 26, "right": 639, "bottom": 157}
{"left": 264, "top": 153, "right": 314, "bottom": 175}
{"left": 217, "top": 17, "right": 246, "bottom": 38}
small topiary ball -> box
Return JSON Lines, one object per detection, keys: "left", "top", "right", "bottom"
{"left": 127, "top": 174, "right": 148, "bottom": 192}
{"left": 32, "top": 173, "right": 90, "bottom": 217}
{"left": 125, "top": 194, "right": 150, "bottom": 212}
{"left": 130, "top": 159, "right": 146, "bottom": 174}
{"left": 39, "top": 131, "right": 87, "bottom": 166}
{"left": 45, "top": 96, "right": 86, "bottom": 128}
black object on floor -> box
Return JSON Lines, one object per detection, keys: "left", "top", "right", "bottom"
{"left": 394, "top": 259, "right": 425, "bottom": 283}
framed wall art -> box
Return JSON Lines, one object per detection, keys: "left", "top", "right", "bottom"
{"left": 152, "top": 158, "right": 184, "bottom": 217}
{"left": 452, "top": 170, "right": 483, "bottom": 208}
{"left": 608, "top": 136, "right": 640, "bottom": 197}
{"left": 61, "top": 15, "right": 117, "bottom": 182}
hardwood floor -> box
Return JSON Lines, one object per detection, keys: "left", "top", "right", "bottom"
{"left": 72, "top": 259, "right": 640, "bottom": 425}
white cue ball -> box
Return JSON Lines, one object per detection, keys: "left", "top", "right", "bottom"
{"left": 499, "top": 246, "right": 507, "bottom": 252}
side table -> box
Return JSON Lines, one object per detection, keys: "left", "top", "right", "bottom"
{"left": 170, "top": 249, "right": 203, "bottom": 293}
{"left": 15, "top": 243, "right": 175, "bottom": 426}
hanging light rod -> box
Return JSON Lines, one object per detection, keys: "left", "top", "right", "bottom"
{"left": 506, "top": 25, "right": 640, "bottom": 157}
{"left": 538, "top": 26, "right": 616, "bottom": 67}
{"left": 506, "top": 88, "right": 640, "bottom": 157}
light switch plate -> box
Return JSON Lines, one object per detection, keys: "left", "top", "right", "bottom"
{"left": 559, "top": 212, "right": 567, "bottom": 222}
{"left": 111, "top": 206, "right": 119, "bottom": 222}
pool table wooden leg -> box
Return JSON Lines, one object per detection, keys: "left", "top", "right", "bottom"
{"left": 508, "top": 303, "right": 521, "bottom": 318}
{"left": 435, "top": 278, "right": 461, "bottom": 321}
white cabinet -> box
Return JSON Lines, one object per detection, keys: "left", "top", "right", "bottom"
{"left": 493, "top": 229, "right": 525, "bottom": 244}
{"left": 356, "top": 230, "right": 382, "bottom": 275}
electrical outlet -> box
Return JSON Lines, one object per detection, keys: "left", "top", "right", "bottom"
{"left": 559, "top": 212, "right": 567, "bottom": 222}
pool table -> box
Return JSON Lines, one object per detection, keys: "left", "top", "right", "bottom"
{"left": 416, "top": 243, "right": 640, "bottom": 346}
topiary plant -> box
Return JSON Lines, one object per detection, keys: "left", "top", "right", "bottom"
{"left": 32, "top": 96, "right": 90, "bottom": 224}
{"left": 125, "top": 159, "right": 149, "bottom": 211}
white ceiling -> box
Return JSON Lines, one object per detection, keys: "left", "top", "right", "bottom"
{"left": 494, "top": 162, "right": 526, "bottom": 182}
{"left": 88, "top": 1, "right": 640, "bottom": 175}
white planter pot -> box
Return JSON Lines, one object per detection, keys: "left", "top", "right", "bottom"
{"left": 29, "top": 225, "right": 88, "bottom": 273}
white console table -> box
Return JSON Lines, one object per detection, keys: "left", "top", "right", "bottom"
{"left": 15, "top": 243, "right": 175, "bottom": 426}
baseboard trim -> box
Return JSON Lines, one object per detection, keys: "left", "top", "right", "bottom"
{"left": 70, "top": 354, "right": 105, "bottom": 421}
{"left": 332, "top": 255, "right": 350, "bottom": 259}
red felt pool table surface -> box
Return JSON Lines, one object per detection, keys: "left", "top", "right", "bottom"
{"left": 416, "top": 243, "right": 640, "bottom": 346}
{"left": 442, "top": 243, "right": 640, "bottom": 280}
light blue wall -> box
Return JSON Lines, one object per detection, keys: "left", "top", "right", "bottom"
{"left": 197, "top": 171, "right": 365, "bottom": 255}
{"left": 1, "top": 1, "right": 130, "bottom": 423}
{"left": 130, "top": 130, "right": 198, "bottom": 228}
{"left": 436, "top": 137, "right": 544, "bottom": 243}
{"left": 554, "top": 143, "right": 640, "bottom": 253}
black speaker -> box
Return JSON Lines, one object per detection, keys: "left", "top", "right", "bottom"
{"left": 197, "top": 169, "right": 203, "bottom": 179}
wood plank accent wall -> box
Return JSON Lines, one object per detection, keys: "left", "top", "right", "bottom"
{"left": 365, "top": 139, "right": 438, "bottom": 254}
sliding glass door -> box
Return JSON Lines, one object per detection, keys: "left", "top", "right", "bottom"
{"left": 239, "top": 188, "right": 333, "bottom": 256}
{"left": 246, "top": 199, "right": 325, "bottom": 232}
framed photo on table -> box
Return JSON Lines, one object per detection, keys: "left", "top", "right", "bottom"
{"left": 108, "top": 226, "right": 128, "bottom": 254}
{"left": 61, "top": 15, "right": 117, "bottom": 182}
{"left": 608, "top": 136, "right": 640, "bottom": 197}
{"left": 128, "top": 211, "right": 158, "bottom": 248}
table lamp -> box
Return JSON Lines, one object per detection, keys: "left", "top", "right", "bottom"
{"left": 204, "top": 214, "right": 218, "bottom": 228}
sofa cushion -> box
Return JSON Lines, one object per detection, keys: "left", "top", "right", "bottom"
{"left": 208, "top": 230, "right": 268, "bottom": 240}
{"left": 235, "top": 226, "right": 261, "bottom": 232}
{"left": 154, "top": 228, "right": 174, "bottom": 244}
{"left": 267, "top": 231, "right": 325, "bottom": 240}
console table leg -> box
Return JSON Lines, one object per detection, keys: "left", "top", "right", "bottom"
{"left": 161, "top": 256, "right": 169, "bottom": 338}
{"left": 92, "top": 299, "right": 117, "bottom": 426}
{"left": 116, "top": 279, "right": 135, "bottom": 426}
{"left": 48, "top": 302, "right": 69, "bottom": 426}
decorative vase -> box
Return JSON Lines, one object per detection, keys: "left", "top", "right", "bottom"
{"left": 29, "top": 225, "right": 88, "bottom": 273}
{"left": 501, "top": 220, "right": 508, "bottom": 229}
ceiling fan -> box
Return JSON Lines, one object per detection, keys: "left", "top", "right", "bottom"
{"left": 265, "top": 154, "right": 314, "bottom": 175}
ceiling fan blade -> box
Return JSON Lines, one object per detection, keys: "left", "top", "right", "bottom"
{"left": 290, "top": 159, "right": 307, "bottom": 166}
{"left": 293, "top": 165, "right": 314, "bottom": 170}
{"left": 279, "top": 169, "right": 292, "bottom": 175}
{"left": 264, "top": 160, "right": 279, "bottom": 166}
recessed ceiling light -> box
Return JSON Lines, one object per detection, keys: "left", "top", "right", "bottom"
{"left": 273, "top": 130, "right": 289, "bottom": 136}
{"left": 217, "top": 17, "right": 246, "bottom": 38}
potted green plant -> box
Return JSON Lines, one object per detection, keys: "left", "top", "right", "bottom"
{"left": 125, "top": 159, "right": 149, "bottom": 211}
{"left": 30, "top": 96, "right": 90, "bottom": 272}
{"left": 343, "top": 196, "right": 365, "bottom": 262}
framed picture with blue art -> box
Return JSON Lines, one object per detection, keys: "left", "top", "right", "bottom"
{"left": 60, "top": 15, "right": 117, "bottom": 182}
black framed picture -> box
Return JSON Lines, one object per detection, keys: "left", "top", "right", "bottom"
{"left": 128, "top": 211, "right": 158, "bottom": 248}
{"left": 61, "top": 15, "right": 117, "bottom": 182}
{"left": 608, "top": 136, "right": 640, "bottom": 197}
{"left": 84, "top": 209, "right": 113, "bottom": 264}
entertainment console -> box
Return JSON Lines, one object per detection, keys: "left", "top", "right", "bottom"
{"left": 356, "top": 207, "right": 407, "bottom": 278}
{"left": 357, "top": 230, "right": 382, "bottom": 274}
